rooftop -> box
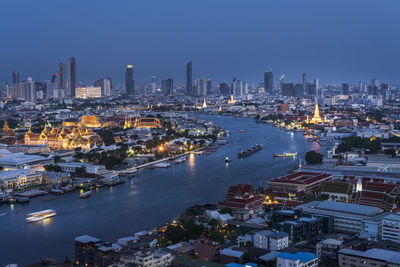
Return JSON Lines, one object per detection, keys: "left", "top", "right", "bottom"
{"left": 277, "top": 252, "right": 317, "bottom": 263}
{"left": 75, "top": 235, "right": 101, "bottom": 244}
{"left": 338, "top": 248, "right": 400, "bottom": 264}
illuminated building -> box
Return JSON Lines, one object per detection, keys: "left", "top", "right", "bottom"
{"left": 134, "top": 117, "right": 161, "bottom": 129}
{"left": 306, "top": 103, "right": 327, "bottom": 124}
{"left": 75, "top": 87, "right": 102, "bottom": 99}
{"left": 125, "top": 64, "right": 135, "bottom": 95}
{"left": 24, "top": 123, "right": 103, "bottom": 151}
{"left": 124, "top": 116, "right": 132, "bottom": 129}
{"left": 78, "top": 115, "right": 102, "bottom": 128}
{"left": 228, "top": 95, "right": 236, "bottom": 104}
{"left": 2, "top": 121, "right": 14, "bottom": 136}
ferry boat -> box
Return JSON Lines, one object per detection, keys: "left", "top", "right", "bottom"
{"left": 238, "top": 144, "right": 263, "bottom": 158}
{"left": 118, "top": 167, "right": 138, "bottom": 177}
{"left": 80, "top": 190, "right": 92, "bottom": 198}
{"left": 273, "top": 152, "right": 298, "bottom": 158}
{"left": 25, "top": 209, "right": 56, "bottom": 222}
{"left": 154, "top": 162, "right": 171, "bottom": 168}
{"left": 174, "top": 157, "right": 186, "bottom": 164}
{"left": 225, "top": 157, "right": 231, "bottom": 163}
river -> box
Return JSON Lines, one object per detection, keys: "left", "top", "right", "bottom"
{"left": 0, "top": 114, "right": 312, "bottom": 265}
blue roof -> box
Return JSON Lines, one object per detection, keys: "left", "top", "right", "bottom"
{"left": 277, "top": 252, "right": 317, "bottom": 263}
{"left": 225, "top": 264, "right": 258, "bottom": 267}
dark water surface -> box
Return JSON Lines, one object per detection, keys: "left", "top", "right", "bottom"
{"left": 0, "top": 114, "right": 312, "bottom": 265}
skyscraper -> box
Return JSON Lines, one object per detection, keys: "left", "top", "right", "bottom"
{"left": 302, "top": 73, "right": 307, "bottom": 94}
{"left": 69, "top": 57, "right": 77, "bottom": 97}
{"left": 150, "top": 76, "right": 157, "bottom": 94}
{"left": 264, "top": 70, "right": 273, "bottom": 93}
{"left": 342, "top": 83, "right": 349, "bottom": 95}
{"left": 186, "top": 61, "right": 192, "bottom": 95}
{"left": 207, "top": 79, "right": 212, "bottom": 95}
{"left": 12, "top": 71, "right": 19, "bottom": 85}
{"left": 125, "top": 65, "right": 135, "bottom": 95}
{"left": 195, "top": 79, "right": 207, "bottom": 96}
{"left": 219, "top": 82, "right": 230, "bottom": 95}
{"left": 162, "top": 78, "right": 173, "bottom": 96}
{"left": 57, "top": 62, "right": 66, "bottom": 90}
{"left": 94, "top": 78, "right": 112, "bottom": 97}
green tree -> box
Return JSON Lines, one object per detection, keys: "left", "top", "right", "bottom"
{"left": 384, "top": 149, "right": 397, "bottom": 158}
{"left": 305, "top": 150, "right": 323, "bottom": 164}
{"left": 209, "top": 230, "right": 224, "bottom": 243}
{"left": 165, "top": 225, "right": 186, "bottom": 243}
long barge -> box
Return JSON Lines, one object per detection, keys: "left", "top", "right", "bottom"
{"left": 238, "top": 144, "right": 263, "bottom": 158}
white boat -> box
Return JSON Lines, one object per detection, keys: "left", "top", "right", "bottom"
{"left": 80, "top": 190, "right": 92, "bottom": 198}
{"left": 225, "top": 157, "right": 231, "bottom": 163}
{"left": 119, "top": 167, "right": 138, "bottom": 177}
{"left": 25, "top": 209, "right": 56, "bottom": 222}
{"left": 154, "top": 162, "right": 171, "bottom": 168}
{"left": 174, "top": 157, "right": 186, "bottom": 164}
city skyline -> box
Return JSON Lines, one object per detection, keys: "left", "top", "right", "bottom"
{"left": 1, "top": 0, "right": 400, "bottom": 85}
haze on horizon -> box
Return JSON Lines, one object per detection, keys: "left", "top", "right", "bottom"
{"left": 1, "top": 0, "right": 399, "bottom": 86}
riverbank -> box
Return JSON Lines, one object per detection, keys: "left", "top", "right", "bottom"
{"left": 0, "top": 114, "right": 313, "bottom": 265}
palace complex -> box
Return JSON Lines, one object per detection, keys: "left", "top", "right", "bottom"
{"left": 24, "top": 118, "right": 103, "bottom": 151}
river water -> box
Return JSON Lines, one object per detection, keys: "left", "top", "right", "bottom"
{"left": 0, "top": 114, "right": 312, "bottom": 265}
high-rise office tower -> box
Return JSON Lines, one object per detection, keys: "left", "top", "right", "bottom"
{"left": 162, "top": 78, "right": 173, "bottom": 96}
{"left": 314, "top": 79, "right": 320, "bottom": 96}
{"left": 57, "top": 62, "right": 66, "bottom": 90}
{"left": 195, "top": 79, "right": 207, "bottom": 96}
{"left": 12, "top": 71, "right": 20, "bottom": 85}
{"left": 125, "top": 65, "right": 135, "bottom": 95}
{"left": 302, "top": 73, "right": 307, "bottom": 93}
{"left": 94, "top": 78, "right": 112, "bottom": 97}
{"left": 23, "top": 77, "right": 35, "bottom": 102}
{"left": 219, "top": 82, "right": 230, "bottom": 95}
{"left": 69, "top": 57, "right": 77, "bottom": 97}
{"left": 186, "top": 61, "right": 192, "bottom": 95}
{"left": 281, "top": 82, "right": 295, "bottom": 97}
{"left": 264, "top": 70, "right": 273, "bottom": 93}
{"left": 150, "top": 76, "right": 157, "bottom": 94}
{"left": 207, "top": 79, "right": 212, "bottom": 95}
{"left": 342, "top": 83, "right": 350, "bottom": 95}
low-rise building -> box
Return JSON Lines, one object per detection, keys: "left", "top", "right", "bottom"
{"left": 298, "top": 200, "right": 388, "bottom": 240}
{"left": 338, "top": 248, "right": 400, "bottom": 267}
{"left": 119, "top": 249, "right": 174, "bottom": 267}
{"left": 253, "top": 230, "right": 289, "bottom": 251}
{"left": 194, "top": 238, "right": 220, "bottom": 261}
{"left": 74, "top": 235, "right": 120, "bottom": 267}
{"left": 316, "top": 238, "right": 343, "bottom": 260}
{"left": 217, "top": 184, "right": 264, "bottom": 220}
{"left": 276, "top": 252, "right": 318, "bottom": 267}
{"left": 382, "top": 212, "right": 400, "bottom": 243}
{"left": 268, "top": 171, "right": 332, "bottom": 193}
{"left": 0, "top": 169, "right": 42, "bottom": 189}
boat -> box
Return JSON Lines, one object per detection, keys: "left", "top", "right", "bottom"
{"left": 225, "top": 157, "right": 231, "bottom": 163}
{"left": 17, "top": 197, "right": 30, "bottom": 204}
{"left": 273, "top": 152, "right": 298, "bottom": 158}
{"left": 240, "top": 130, "right": 247, "bottom": 133}
{"left": 25, "top": 209, "right": 56, "bottom": 222}
{"left": 80, "top": 190, "right": 92, "bottom": 198}
{"left": 118, "top": 167, "right": 138, "bottom": 177}
{"left": 238, "top": 144, "right": 263, "bottom": 158}
{"left": 154, "top": 162, "right": 171, "bottom": 168}
{"left": 174, "top": 157, "right": 186, "bottom": 164}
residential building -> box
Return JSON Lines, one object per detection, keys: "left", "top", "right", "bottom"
{"left": 186, "top": 61, "right": 192, "bottom": 95}
{"left": 75, "top": 235, "right": 120, "bottom": 267}
{"left": 162, "top": 78, "right": 173, "bottom": 96}
{"left": 279, "top": 217, "right": 323, "bottom": 243}
{"left": 253, "top": 230, "right": 289, "bottom": 251}
{"left": 264, "top": 70, "right": 273, "bottom": 93}
{"left": 119, "top": 249, "right": 174, "bottom": 267}
{"left": 69, "top": 56, "right": 76, "bottom": 97}
{"left": 316, "top": 238, "right": 343, "bottom": 260}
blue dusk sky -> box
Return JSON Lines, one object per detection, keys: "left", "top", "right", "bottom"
{"left": 0, "top": 0, "right": 399, "bottom": 86}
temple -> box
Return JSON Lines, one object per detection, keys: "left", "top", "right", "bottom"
{"left": 306, "top": 103, "right": 327, "bottom": 124}
{"left": 24, "top": 123, "right": 103, "bottom": 150}
{"left": 2, "top": 121, "right": 14, "bottom": 136}
{"left": 124, "top": 117, "right": 161, "bottom": 129}
{"left": 217, "top": 184, "right": 264, "bottom": 220}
